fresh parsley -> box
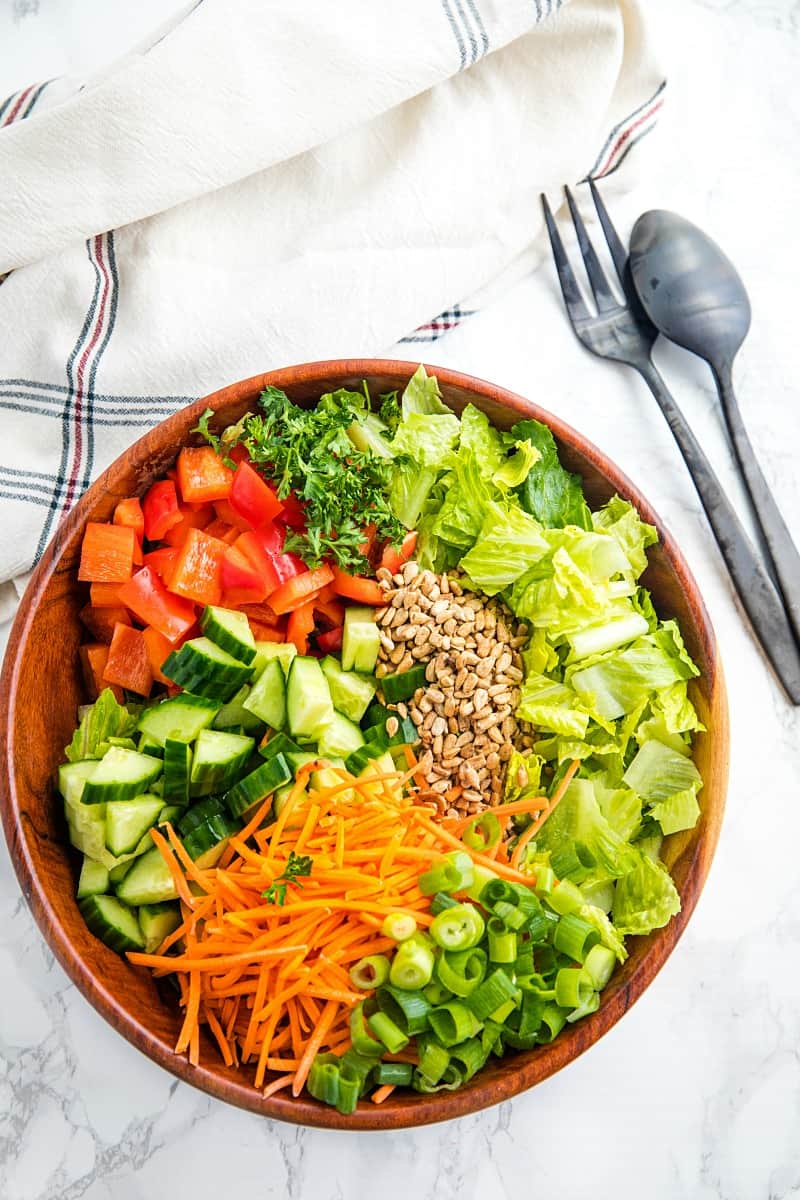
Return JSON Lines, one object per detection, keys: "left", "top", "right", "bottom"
{"left": 262, "top": 851, "right": 313, "bottom": 906}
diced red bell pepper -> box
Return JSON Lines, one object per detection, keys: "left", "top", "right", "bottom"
{"left": 80, "top": 603, "right": 132, "bottom": 645}
{"left": 380, "top": 531, "right": 418, "bottom": 575}
{"left": 177, "top": 446, "right": 234, "bottom": 504}
{"left": 316, "top": 626, "right": 343, "bottom": 654}
{"left": 78, "top": 522, "right": 136, "bottom": 583}
{"left": 142, "top": 480, "right": 182, "bottom": 541}
{"left": 117, "top": 566, "right": 197, "bottom": 642}
{"left": 359, "top": 522, "right": 378, "bottom": 560}
{"left": 269, "top": 565, "right": 334, "bottom": 615}
{"left": 237, "top": 601, "right": 281, "bottom": 627}
{"left": 103, "top": 623, "right": 153, "bottom": 697}
{"left": 286, "top": 600, "right": 316, "bottom": 655}
{"left": 169, "top": 528, "right": 228, "bottom": 607}
{"left": 277, "top": 492, "right": 307, "bottom": 530}
{"left": 142, "top": 546, "right": 179, "bottom": 584}
{"left": 213, "top": 498, "right": 251, "bottom": 532}
{"left": 233, "top": 531, "right": 282, "bottom": 596}
{"left": 89, "top": 582, "right": 123, "bottom": 608}
{"left": 329, "top": 565, "right": 385, "bottom": 605}
{"left": 229, "top": 461, "right": 283, "bottom": 528}
{"left": 247, "top": 620, "right": 286, "bottom": 643}
{"left": 228, "top": 444, "right": 250, "bottom": 465}
{"left": 202, "top": 518, "right": 239, "bottom": 544}
{"left": 313, "top": 595, "right": 345, "bottom": 630}
{"left": 256, "top": 522, "right": 286, "bottom": 555}
{"left": 142, "top": 625, "right": 174, "bottom": 686}
{"left": 79, "top": 643, "right": 124, "bottom": 703}
{"left": 113, "top": 497, "right": 145, "bottom": 544}
{"left": 221, "top": 543, "right": 268, "bottom": 606}
{"left": 163, "top": 503, "right": 214, "bottom": 547}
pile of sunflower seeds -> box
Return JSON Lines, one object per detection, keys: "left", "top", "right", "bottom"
{"left": 375, "top": 563, "right": 533, "bottom": 817}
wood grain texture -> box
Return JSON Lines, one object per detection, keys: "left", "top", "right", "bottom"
{"left": 0, "top": 360, "right": 729, "bottom": 1130}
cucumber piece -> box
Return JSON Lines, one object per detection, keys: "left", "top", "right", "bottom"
{"left": 157, "top": 804, "right": 184, "bottom": 826}
{"left": 365, "top": 715, "right": 420, "bottom": 749}
{"left": 358, "top": 750, "right": 400, "bottom": 800}
{"left": 272, "top": 782, "right": 297, "bottom": 818}
{"left": 320, "top": 657, "right": 377, "bottom": 723}
{"left": 199, "top": 605, "right": 256, "bottom": 664}
{"left": 286, "top": 657, "right": 334, "bottom": 739}
{"left": 380, "top": 664, "right": 427, "bottom": 704}
{"left": 116, "top": 846, "right": 179, "bottom": 906}
{"left": 79, "top": 894, "right": 145, "bottom": 953}
{"left": 259, "top": 731, "right": 302, "bottom": 761}
{"left": 136, "top": 693, "right": 222, "bottom": 747}
{"left": 286, "top": 751, "right": 320, "bottom": 772}
{"left": 105, "top": 794, "right": 164, "bottom": 857}
{"left": 342, "top": 606, "right": 380, "bottom": 673}
{"left": 182, "top": 814, "right": 239, "bottom": 861}
{"left": 163, "top": 738, "right": 192, "bottom": 805}
{"left": 177, "top": 795, "right": 228, "bottom": 835}
{"left": 107, "top": 737, "right": 138, "bottom": 752}
{"left": 310, "top": 759, "right": 351, "bottom": 799}
{"left": 243, "top": 658, "right": 286, "bottom": 730}
{"left": 189, "top": 729, "right": 254, "bottom": 797}
{"left": 162, "top": 637, "right": 254, "bottom": 702}
{"left": 81, "top": 746, "right": 162, "bottom": 806}
{"left": 138, "top": 902, "right": 182, "bottom": 953}
{"left": 361, "top": 700, "right": 393, "bottom": 730}
{"left": 213, "top": 685, "right": 266, "bottom": 736}
{"left": 224, "top": 753, "right": 292, "bottom": 819}
{"left": 139, "top": 734, "right": 165, "bottom": 759}
{"left": 108, "top": 859, "right": 135, "bottom": 885}
{"left": 58, "top": 760, "right": 100, "bottom": 806}
{"left": 252, "top": 641, "right": 297, "bottom": 681}
{"left": 343, "top": 739, "right": 389, "bottom": 775}
{"left": 76, "top": 857, "right": 110, "bottom": 899}
{"left": 316, "top": 711, "right": 365, "bottom": 760}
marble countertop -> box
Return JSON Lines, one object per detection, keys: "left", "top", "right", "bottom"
{"left": 1, "top": 1, "right": 799, "bottom": 1197}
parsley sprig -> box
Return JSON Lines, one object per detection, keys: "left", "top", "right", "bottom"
{"left": 262, "top": 851, "right": 313, "bottom": 906}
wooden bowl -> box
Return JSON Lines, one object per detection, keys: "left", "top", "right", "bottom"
{"left": 0, "top": 360, "right": 728, "bottom": 1130}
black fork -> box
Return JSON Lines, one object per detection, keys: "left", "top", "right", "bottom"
{"left": 542, "top": 181, "right": 800, "bottom": 704}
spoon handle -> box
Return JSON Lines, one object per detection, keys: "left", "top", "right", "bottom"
{"left": 637, "top": 359, "right": 800, "bottom": 703}
{"left": 713, "top": 363, "right": 800, "bottom": 646}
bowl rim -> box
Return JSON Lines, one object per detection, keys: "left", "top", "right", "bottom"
{"left": 0, "top": 358, "right": 729, "bottom": 1130}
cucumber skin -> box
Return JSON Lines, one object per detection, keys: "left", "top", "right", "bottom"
{"left": 200, "top": 606, "right": 257, "bottom": 664}
{"left": 79, "top": 895, "right": 145, "bottom": 953}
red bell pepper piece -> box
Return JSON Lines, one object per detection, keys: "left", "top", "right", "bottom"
{"left": 313, "top": 595, "right": 345, "bottom": 629}
{"left": 213, "top": 498, "right": 251, "bottom": 531}
{"left": 80, "top": 602, "right": 132, "bottom": 645}
{"left": 316, "top": 626, "right": 343, "bottom": 654}
{"left": 142, "top": 480, "right": 182, "bottom": 541}
{"left": 89, "top": 582, "right": 123, "bottom": 608}
{"left": 277, "top": 492, "right": 307, "bottom": 530}
{"left": 380, "top": 531, "right": 418, "bottom": 575}
{"left": 329, "top": 565, "right": 385, "bottom": 605}
{"left": 78, "top": 522, "right": 136, "bottom": 583}
{"left": 142, "top": 546, "right": 179, "bottom": 584}
{"left": 79, "top": 643, "right": 124, "bottom": 703}
{"left": 117, "top": 566, "right": 197, "bottom": 642}
{"left": 237, "top": 601, "right": 281, "bottom": 627}
{"left": 229, "top": 461, "right": 284, "bottom": 528}
{"left": 177, "top": 446, "right": 234, "bottom": 504}
{"left": 269, "top": 565, "right": 334, "bottom": 615}
{"left": 103, "top": 623, "right": 153, "bottom": 697}
{"left": 221, "top": 543, "right": 268, "bottom": 606}
{"left": 113, "top": 497, "right": 145, "bottom": 544}
{"left": 233, "top": 531, "right": 282, "bottom": 596}
{"left": 247, "top": 621, "right": 286, "bottom": 643}
{"left": 169, "top": 528, "right": 228, "bottom": 607}
{"left": 163, "top": 503, "right": 214, "bottom": 547}
{"left": 286, "top": 600, "right": 316, "bottom": 655}
{"left": 141, "top": 625, "right": 175, "bottom": 686}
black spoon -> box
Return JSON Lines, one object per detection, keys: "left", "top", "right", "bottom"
{"left": 629, "top": 209, "right": 800, "bottom": 647}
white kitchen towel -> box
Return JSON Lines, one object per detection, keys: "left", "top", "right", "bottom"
{"left": 0, "top": 0, "right": 664, "bottom": 611}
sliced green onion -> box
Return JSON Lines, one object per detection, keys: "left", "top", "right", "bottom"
{"left": 462, "top": 812, "right": 501, "bottom": 853}
{"left": 487, "top": 918, "right": 517, "bottom": 964}
{"left": 481, "top": 1018, "right": 506, "bottom": 1056}
{"left": 423, "top": 979, "right": 452, "bottom": 1006}
{"left": 381, "top": 912, "right": 418, "bottom": 942}
{"left": 465, "top": 968, "right": 518, "bottom": 1021}
{"left": 554, "top": 966, "right": 593, "bottom": 1010}
{"left": 389, "top": 940, "right": 435, "bottom": 990}
{"left": 534, "top": 945, "right": 557, "bottom": 977}
{"left": 445, "top": 850, "right": 475, "bottom": 890}
{"left": 490, "top": 900, "right": 527, "bottom": 931}
{"left": 307, "top": 1054, "right": 341, "bottom": 1107}
{"left": 524, "top": 910, "right": 551, "bottom": 943}
{"left": 366, "top": 1009, "right": 409, "bottom": 1054}
{"left": 430, "top": 891, "right": 461, "bottom": 916}
{"left": 488, "top": 998, "right": 518, "bottom": 1024}
{"left": 535, "top": 1003, "right": 567, "bottom": 1043}
{"left": 480, "top": 878, "right": 516, "bottom": 908}
{"left": 546, "top": 879, "right": 584, "bottom": 915}
{"left": 373, "top": 1061, "right": 413, "bottom": 1086}
{"left": 412, "top": 1063, "right": 463, "bottom": 1093}
{"left": 584, "top": 943, "right": 617, "bottom": 990}
{"left": 335, "top": 1067, "right": 362, "bottom": 1114}
{"left": 428, "top": 1002, "right": 483, "bottom": 1047}
{"left": 448, "top": 1036, "right": 489, "bottom": 1082}
{"left": 533, "top": 864, "right": 556, "bottom": 895}
{"left": 349, "top": 954, "right": 391, "bottom": 990}
{"left": 517, "top": 973, "right": 556, "bottom": 1001}
{"left": 417, "top": 860, "right": 462, "bottom": 897}
{"left": 435, "top": 947, "right": 487, "bottom": 998}
{"left": 464, "top": 863, "right": 499, "bottom": 903}
{"left": 507, "top": 884, "right": 542, "bottom": 916}
{"left": 430, "top": 904, "right": 485, "bottom": 951}
{"left": 566, "top": 988, "right": 600, "bottom": 1023}
{"left": 503, "top": 991, "right": 545, "bottom": 1049}
{"left": 512, "top": 943, "right": 534, "bottom": 979}
{"left": 550, "top": 845, "right": 591, "bottom": 882}
{"left": 416, "top": 1033, "right": 451, "bottom": 1085}
{"left": 377, "top": 985, "right": 432, "bottom": 1036}
{"left": 553, "top": 913, "right": 601, "bottom": 963}
{"left": 349, "top": 1002, "right": 384, "bottom": 1056}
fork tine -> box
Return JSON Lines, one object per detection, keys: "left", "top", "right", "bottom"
{"left": 540, "top": 193, "right": 591, "bottom": 326}
{"left": 588, "top": 177, "right": 629, "bottom": 285}
{"left": 564, "top": 185, "right": 618, "bottom": 313}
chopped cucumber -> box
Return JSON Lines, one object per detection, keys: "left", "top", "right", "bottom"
{"left": 79, "top": 894, "right": 145, "bottom": 953}
{"left": 310, "top": 759, "right": 352, "bottom": 800}
{"left": 252, "top": 641, "right": 297, "bottom": 681}
{"left": 105, "top": 794, "right": 164, "bottom": 857}
{"left": 243, "top": 658, "right": 286, "bottom": 730}
{"left": 162, "top": 637, "right": 253, "bottom": 702}
{"left": 108, "top": 859, "right": 135, "bottom": 885}
{"left": 272, "top": 782, "right": 297, "bottom": 818}
{"left": 362, "top": 700, "right": 393, "bottom": 730}
{"left": 380, "top": 664, "right": 427, "bottom": 704}
{"left": 182, "top": 815, "right": 239, "bottom": 861}
{"left": 259, "top": 731, "right": 302, "bottom": 761}
{"left": 199, "top": 605, "right": 256, "bottom": 664}
{"left": 320, "top": 656, "right": 377, "bottom": 723}
{"left": 157, "top": 804, "right": 184, "bottom": 826}
{"left": 286, "top": 750, "right": 320, "bottom": 772}
{"left": 342, "top": 606, "right": 380, "bottom": 673}
{"left": 81, "top": 746, "right": 162, "bottom": 806}
{"left": 343, "top": 739, "right": 388, "bottom": 776}
{"left": 224, "top": 753, "right": 293, "bottom": 820}
{"left": 177, "top": 796, "right": 227, "bottom": 836}
{"left": 189, "top": 729, "right": 254, "bottom": 797}
{"left": 116, "top": 846, "right": 179, "bottom": 906}
{"left": 213, "top": 685, "right": 266, "bottom": 735}
{"left": 76, "top": 857, "right": 110, "bottom": 899}
{"left": 138, "top": 734, "right": 165, "bottom": 759}
{"left": 316, "top": 711, "right": 365, "bottom": 760}
{"left": 163, "top": 738, "right": 192, "bottom": 805}
{"left": 286, "top": 657, "right": 334, "bottom": 740}
{"left": 58, "top": 760, "right": 100, "bottom": 806}
{"left": 136, "top": 693, "right": 221, "bottom": 747}
{"left": 138, "top": 902, "right": 182, "bottom": 953}
{"left": 365, "top": 715, "right": 420, "bottom": 749}
{"left": 358, "top": 750, "right": 400, "bottom": 800}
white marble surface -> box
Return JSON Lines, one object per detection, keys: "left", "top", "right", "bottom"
{"left": 2, "top": 1, "right": 800, "bottom": 1197}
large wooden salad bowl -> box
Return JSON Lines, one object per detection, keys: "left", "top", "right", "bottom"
{"left": 0, "top": 360, "right": 728, "bottom": 1129}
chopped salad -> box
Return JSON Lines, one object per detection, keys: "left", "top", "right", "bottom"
{"left": 59, "top": 366, "right": 704, "bottom": 1113}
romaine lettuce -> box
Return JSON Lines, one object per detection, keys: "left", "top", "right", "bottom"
{"left": 459, "top": 500, "right": 549, "bottom": 595}
{"left": 65, "top": 689, "right": 139, "bottom": 762}
{"left": 622, "top": 738, "right": 702, "bottom": 801}
{"left": 592, "top": 495, "right": 658, "bottom": 577}
{"left": 534, "top": 778, "right": 638, "bottom": 879}
{"left": 612, "top": 848, "right": 681, "bottom": 935}
{"left": 511, "top": 418, "right": 592, "bottom": 529}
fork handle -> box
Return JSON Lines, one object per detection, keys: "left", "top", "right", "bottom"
{"left": 713, "top": 361, "right": 800, "bottom": 647}
{"left": 637, "top": 359, "right": 800, "bottom": 704}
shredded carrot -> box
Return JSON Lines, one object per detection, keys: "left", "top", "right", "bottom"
{"left": 371, "top": 1084, "right": 396, "bottom": 1104}
{"left": 510, "top": 760, "right": 579, "bottom": 869}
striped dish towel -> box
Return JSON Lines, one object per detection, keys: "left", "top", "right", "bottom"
{"left": 0, "top": 0, "right": 664, "bottom": 615}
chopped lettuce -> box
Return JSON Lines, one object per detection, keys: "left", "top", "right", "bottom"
{"left": 493, "top": 439, "right": 539, "bottom": 490}
{"left": 623, "top": 738, "right": 702, "bottom": 801}
{"left": 649, "top": 787, "right": 701, "bottom": 836}
{"left": 612, "top": 848, "right": 681, "bottom": 935}
{"left": 65, "top": 689, "right": 139, "bottom": 762}
{"left": 578, "top": 903, "right": 628, "bottom": 962}
{"left": 458, "top": 405, "right": 507, "bottom": 476}
{"left": 427, "top": 451, "right": 497, "bottom": 550}
{"left": 401, "top": 363, "right": 450, "bottom": 417}
{"left": 516, "top": 672, "right": 590, "bottom": 738}
{"left": 388, "top": 461, "right": 440, "bottom": 530}
{"left": 511, "top": 418, "right": 592, "bottom": 530}
{"left": 391, "top": 412, "right": 460, "bottom": 468}
{"left": 592, "top": 495, "right": 658, "bottom": 577}
{"left": 459, "top": 500, "right": 549, "bottom": 595}
{"left": 568, "top": 629, "right": 699, "bottom": 723}
{"left": 534, "top": 778, "right": 638, "bottom": 879}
